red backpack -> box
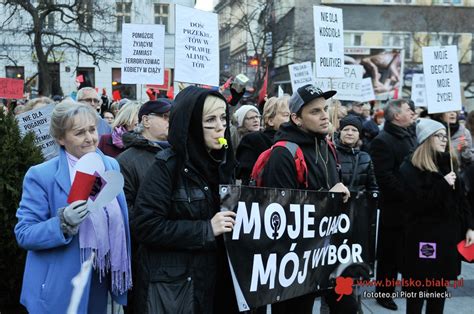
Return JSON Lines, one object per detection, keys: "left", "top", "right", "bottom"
{"left": 250, "top": 141, "right": 308, "bottom": 188}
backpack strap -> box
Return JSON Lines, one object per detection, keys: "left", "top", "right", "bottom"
{"left": 273, "top": 141, "right": 308, "bottom": 188}
{"left": 250, "top": 141, "right": 308, "bottom": 188}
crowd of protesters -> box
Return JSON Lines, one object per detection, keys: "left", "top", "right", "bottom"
{"left": 7, "top": 80, "right": 474, "bottom": 314}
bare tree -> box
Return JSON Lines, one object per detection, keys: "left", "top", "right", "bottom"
{"left": 0, "top": 0, "right": 119, "bottom": 96}
{"left": 226, "top": 0, "right": 312, "bottom": 97}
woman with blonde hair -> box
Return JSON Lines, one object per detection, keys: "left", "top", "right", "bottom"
{"left": 399, "top": 118, "right": 474, "bottom": 314}
{"left": 98, "top": 102, "right": 141, "bottom": 157}
{"left": 15, "top": 101, "right": 132, "bottom": 313}
{"left": 236, "top": 96, "right": 290, "bottom": 184}
{"left": 132, "top": 86, "right": 238, "bottom": 313}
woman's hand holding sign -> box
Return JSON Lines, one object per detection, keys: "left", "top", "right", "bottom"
{"left": 212, "top": 211, "right": 236, "bottom": 236}
{"left": 329, "top": 183, "right": 350, "bottom": 203}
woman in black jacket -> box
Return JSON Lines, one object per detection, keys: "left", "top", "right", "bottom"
{"left": 399, "top": 118, "right": 474, "bottom": 314}
{"left": 131, "top": 86, "right": 238, "bottom": 313}
{"left": 336, "top": 116, "right": 378, "bottom": 193}
{"left": 236, "top": 96, "right": 290, "bottom": 185}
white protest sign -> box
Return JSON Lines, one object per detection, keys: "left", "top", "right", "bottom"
{"left": 411, "top": 73, "right": 426, "bottom": 107}
{"left": 422, "top": 45, "right": 461, "bottom": 113}
{"left": 288, "top": 61, "right": 315, "bottom": 92}
{"left": 121, "top": 24, "right": 165, "bottom": 84}
{"left": 313, "top": 65, "right": 364, "bottom": 101}
{"left": 313, "top": 6, "right": 344, "bottom": 78}
{"left": 17, "top": 104, "right": 59, "bottom": 160}
{"left": 175, "top": 5, "right": 219, "bottom": 86}
{"left": 360, "top": 78, "right": 376, "bottom": 102}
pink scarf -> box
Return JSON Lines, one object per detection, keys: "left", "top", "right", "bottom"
{"left": 66, "top": 152, "right": 132, "bottom": 294}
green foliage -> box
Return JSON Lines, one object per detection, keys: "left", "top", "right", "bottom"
{"left": 0, "top": 109, "right": 43, "bottom": 312}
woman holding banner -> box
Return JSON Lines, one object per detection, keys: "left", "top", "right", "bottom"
{"left": 15, "top": 101, "right": 132, "bottom": 314}
{"left": 132, "top": 86, "right": 239, "bottom": 313}
{"left": 399, "top": 118, "right": 474, "bottom": 313}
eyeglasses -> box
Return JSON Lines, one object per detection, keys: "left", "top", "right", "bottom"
{"left": 148, "top": 112, "right": 170, "bottom": 121}
{"left": 433, "top": 133, "right": 448, "bottom": 141}
{"left": 80, "top": 98, "right": 101, "bottom": 104}
{"left": 203, "top": 116, "right": 227, "bottom": 129}
{"left": 245, "top": 114, "right": 261, "bottom": 121}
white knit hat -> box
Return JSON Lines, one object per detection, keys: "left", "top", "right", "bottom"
{"left": 416, "top": 118, "right": 446, "bottom": 144}
{"left": 234, "top": 105, "right": 259, "bottom": 127}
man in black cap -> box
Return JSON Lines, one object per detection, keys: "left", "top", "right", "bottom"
{"left": 261, "top": 84, "right": 350, "bottom": 313}
{"left": 117, "top": 98, "right": 172, "bottom": 313}
{"left": 118, "top": 98, "right": 172, "bottom": 213}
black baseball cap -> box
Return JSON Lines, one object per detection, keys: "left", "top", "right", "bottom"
{"left": 289, "top": 84, "right": 336, "bottom": 113}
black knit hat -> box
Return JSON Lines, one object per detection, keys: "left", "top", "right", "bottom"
{"left": 339, "top": 115, "right": 362, "bottom": 133}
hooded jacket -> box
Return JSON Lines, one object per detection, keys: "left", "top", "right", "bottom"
{"left": 262, "top": 122, "right": 339, "bottom": 190}
{"left": 131, "top": 86, "right": 237, "bottom": 314}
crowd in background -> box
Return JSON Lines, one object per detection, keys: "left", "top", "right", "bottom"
{"left": 6, "top": 81, "right": 474, "bottom": 314}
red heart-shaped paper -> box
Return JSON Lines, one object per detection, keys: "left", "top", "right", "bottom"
{"left": 457, "top": 240, "right": 474, "bottom": 262}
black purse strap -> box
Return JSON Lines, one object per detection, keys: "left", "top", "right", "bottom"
{"left": 349, "top": 154, "right": 360, "bottom": 189}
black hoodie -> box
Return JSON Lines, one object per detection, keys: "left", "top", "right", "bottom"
{"left": 132, "top": 86, "right": 238, "bottom": 313}
{"left": 262, "top": 122, "right": 340, "bottom": 190}
{"left": 168, "top": 86, "right": 236, "bottom": 187}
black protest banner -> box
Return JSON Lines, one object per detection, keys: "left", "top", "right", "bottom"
{"left": 220, "top": 185, "right": 373, "bottom": 311}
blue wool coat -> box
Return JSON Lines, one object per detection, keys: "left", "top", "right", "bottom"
{"left": 15, "top": 148, "right": 131, "bottom": 314}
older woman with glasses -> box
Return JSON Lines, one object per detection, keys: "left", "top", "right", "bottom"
{"left": 236, "top": 96, "right": 290, "bottom": 185}
{"left": 399, "top": 118, "right": 474, "bottom": 314}
{"left": 230, "top": 104, "right": 261, "bottom": 153}
{"left": 15, "top": 101, "right": 132, "bottom": 314}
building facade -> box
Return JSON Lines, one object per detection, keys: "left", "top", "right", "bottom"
{"left": 216, "top": 0, "right": 474, "bottom": 104}
{"left": 0, "top": 0, "right": 195, "bottom": 100}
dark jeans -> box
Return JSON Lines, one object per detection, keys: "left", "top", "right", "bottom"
{"left": 375, "top": 223, "right": 400, "bottom": 294}
{"left": 406, "top": 287, "right": 447, "bottom": 314}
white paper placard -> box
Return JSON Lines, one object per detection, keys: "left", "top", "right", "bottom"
{"left": 121, "top": 24, "right": 165, "bottom": 84}
{"left": 411, "top": 74, "right": 427, "bottom": 107}
{"left": 174, "top": 5, "right": 219, "bottom": 86}
{"left": 422, "top": 45, "right": 462, "bottom": 114}
{"left": 17, "top": 104, "right": 59, "bottom": 160}
{"left": 313, "top": 65, "right": 365, "bottom": 101}
{"left": 313, "top": 6, "right": 344, "bottom": 78}
{"left": 360, "top": 78, "right": 376, "bottom": 102}
{"left": 288, "top": 61, "right": 315, "bottom": 92}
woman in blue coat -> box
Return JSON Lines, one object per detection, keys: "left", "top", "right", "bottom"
{"left": 15, "top": 101, "right": 132, "bottom": 313}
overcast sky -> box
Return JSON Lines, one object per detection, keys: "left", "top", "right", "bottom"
{"left": 195, "top": 0, "right": 216, "bottom": 11}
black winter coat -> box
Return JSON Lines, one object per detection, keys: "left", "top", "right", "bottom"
{"left": 336, "top": 142, "right": 378, "bottom": 193}
{"left": 236, "top": 129, "right": 275, "bottom": 185}
{"left": 131, "top": 87, "right": 237, "bottom": 314}
{"left": 369, "top": 122, "right": 416, "bottom": 226}
{"left": 399, "top": 153, "right": 474, "bottom": 280}
{"left": 262, "top": 122, "right": 339, "bottom": 190}
{"left": 116, "top": 132, "right": 169, "bottom": 215}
